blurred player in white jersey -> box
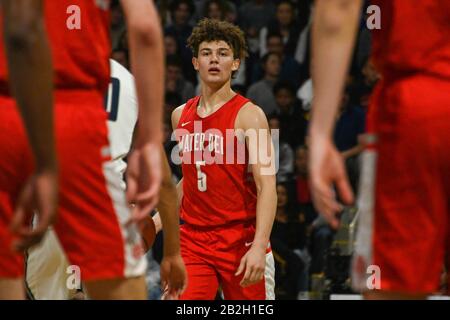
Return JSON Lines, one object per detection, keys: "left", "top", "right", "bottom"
{"left": 25, "top": 60, "right": 184, "bottom": 299}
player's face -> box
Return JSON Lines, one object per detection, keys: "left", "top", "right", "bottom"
{"left": 193, "top": 41, "right": 240, "bottom": 86}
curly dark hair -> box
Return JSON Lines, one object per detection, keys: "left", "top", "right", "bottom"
{"left": 187, "top": 18, "right": 248, "bottom": 61}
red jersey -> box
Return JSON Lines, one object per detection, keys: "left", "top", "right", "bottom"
{"left": 176, "top": 95, "right": 257, "bottom": 227}
{"left": 0, "top": 0, "right": 111, "bottom": 94}
{"left": 371, "top": 0, "right": 450, "bottom": 80}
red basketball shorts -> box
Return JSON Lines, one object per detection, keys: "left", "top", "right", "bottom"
{"left": 179, "top": 221, "right": 275, "bottom": 300}
{"left": 0, "top": 90, "right": 146, "bottom": 281}
{"left": 352, "top": 75, "right": 450, "bottom": 294}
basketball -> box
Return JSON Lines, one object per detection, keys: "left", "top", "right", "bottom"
{"left": 138, "top": 215, "right": 157, "bottom": 253}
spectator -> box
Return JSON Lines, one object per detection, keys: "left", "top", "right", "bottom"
{"left": 308, "top": 217, "right": 334, "bottom": 276}
{"left": 224, "top": 1, "right": 238, "bottom": 24}
{"left": 293, "top": 146, "right": 332, "bottom": 278}
{"left": 247, "top": 52, "right": 281, "bottom": 115}
{"left": 253, "top": 32, "right": 302, "bottom": 88}
{"left": 163, "top": 91, "right": 183, "bottom": 182}
{"left": 268, "top": 113, "right": 294, "bottom": 182}
{"left": 274, "top": 81, "right": 307, "bottom": 149}
{"left": 202, "top": 0, "right": 228, "bottom": 20}
{"left": 165, "top": 91, "right": 183, "bottom": 117}
{"left": 294, "top": 146, "right": 309, "bottom": 204}
{"left": 165, "top": 55, "right": 196, "bottom": 102}
{"left": 238, "top": 0, "right": 276, "bottom": 54}
{"left": 292, "top": 145, "right": 318, "bottom": 223}
{"left": 259, "top": 0, "right": 301, "bottom": 57}
{"left": 231, "top": 84, "right": 247, "bottom": 96}
{"left": 164, "top": 31, "right": 180, "bottom": 56}
{"left": 293, "top": 0, "right": 312, "bottom": 82}
{"left": 111, "top": 48, "right": 129, "bottom": 70}
{"left": 110, "top": 0, "right": 126, "bottom": 50}
{"left": 270, "top": 183, "right": 309, "bottom": 299}
{"left": 165, "top": 0, "right": 197, "bottom": 84}
{"left": 333, "top": 90, "right": 366, "bottom": 193}
{"left": 117, "top": 29, "right": 129, "bottom": 51}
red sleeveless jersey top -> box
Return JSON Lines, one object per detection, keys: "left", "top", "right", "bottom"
{"left": 371, "top": 0, "right": 450, "bottom": 80}
{"left": 175, "top": 94, "right": 258, "bottom": 227}
{"left": 0, "top": 0, "right": 111, "bottom": 95}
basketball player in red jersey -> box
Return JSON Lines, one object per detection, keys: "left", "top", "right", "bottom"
{"left": 309, "top": 0, "right": 450, "bottom": 299}
{"left": 170, "top": 19, "right": 276, "bottom": 300}
{"left": 0, "top": 0, "right": 186, "bottom": 299}
{"left": 0, "top": 0, "right": 58, "bottom": 299}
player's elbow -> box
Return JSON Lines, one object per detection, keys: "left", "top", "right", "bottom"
{"left": 255, "top": 174, "right": 276, "bottom": 195}
{"left": 160, "top": 176, "right": 178, "bottom": 206}
{"left": 314, "top": 0, "right": 361, "bottom": 35}
{"left": 128, "top": 19, "right": 162, "bottom": 46}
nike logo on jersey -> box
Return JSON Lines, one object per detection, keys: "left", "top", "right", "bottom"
{"left": 181, "top": 121, "right": 191, "bottom": 127}
{"left": 245, "top": 242, "right": 253, "bottom": 247}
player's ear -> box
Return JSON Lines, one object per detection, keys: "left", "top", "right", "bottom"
{"left": 232, "top": 58, "right": 240, "bottom": 72}
{"left": 192, "top": 57, "right": 199, "bottom": 71}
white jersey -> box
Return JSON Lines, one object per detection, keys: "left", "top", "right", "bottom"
{"left": 26, "top": 60, "right": 140, "bottom": 300}
{"left": 105, "top": 59, "right": 138, "bottom": 172}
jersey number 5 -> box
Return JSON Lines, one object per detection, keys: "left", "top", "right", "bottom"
{"left": 196, "top": 161, "right": 207, "bottom": 192}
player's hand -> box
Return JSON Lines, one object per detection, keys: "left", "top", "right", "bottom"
{"left": 309, "top": 136, "right": 354, "bottom": 229}
{"left": 235, "top": 245, "right": 266, "bottom": 287}
{"left": 10, "top": 169, "right": 58, "bottom": 252}
{"left": 126, "top": 142, "right": 162, "bottom": 223}
{"left": 160, "top": 254, "right": 187, "bottom": 299}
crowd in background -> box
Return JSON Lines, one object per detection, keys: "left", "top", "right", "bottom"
{"left": 110, "top": 0, "right": 378, "bottom": 299}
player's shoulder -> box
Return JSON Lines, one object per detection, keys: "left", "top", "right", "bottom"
{"left": 172, "top": 94, "right": 201, "bottom": 116}
{"left": 172, "top": 103, "right": 187, "bottom": 117}
{"left": 238, "top": 101, "right": 266, "bottom": 119}
{"left": 172, "top": 95, "right": 200, "bottom": 115}
{"left": 236, "top": 100, "right": 267, "bottom": 129}
{"left": 171, "top": 103, "right": 187, "bottom": 128}
{"left": 240, "top": 100, "right": 265, "bottom": 115}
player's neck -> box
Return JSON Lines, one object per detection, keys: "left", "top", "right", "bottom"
{"left": 199, "top": 80, "right": 235, "bottom": 113}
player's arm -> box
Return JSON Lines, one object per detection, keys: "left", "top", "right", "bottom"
{"left": 157, "top": 145, "right": 187, "bottom": 297}
{"left": 341, "top": 143, "right": 364, "bottom": 159}
{"left": 156, "top": 145, "right": 180, "bottom": 255}
{"left": 171, "top": 103, "right": 186, "bottom": 130}
{"left": 152, "top": 103, "right": 187, "bottom": 232}
{"left": 235, "top": 103, "right": 277, "bottom": 287}
{"left": 120, "top": 0, "right": 164, "bottom": 221}
{"left": 171, "top": 104, "right": 186, "bottom": 205}
{"left": 308, "top": 0, "right": 362, "bottom": 228}
{"left": 120, "top": 0, "right": 163, "bottom": 145}
{"left": 3, "top": 0, "right": 58, "bottom": 250}
{"left": 153, "top": 178, "right": 183, "bottom": 234}
{"left": 151, "top": 103, "right": 188, "bottom": 299}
